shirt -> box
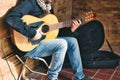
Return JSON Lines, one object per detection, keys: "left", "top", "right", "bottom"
{"left": 6, "top": 0, "right": 54, "bottom": 38}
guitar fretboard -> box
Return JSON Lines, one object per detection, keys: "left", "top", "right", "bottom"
{"left": 41, "top": 11, "right": 96, "bottom": 33}
{"left": 48, "top": 17, "right": 86, "bottom": 31}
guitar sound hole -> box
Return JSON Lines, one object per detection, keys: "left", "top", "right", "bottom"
{"left": 42, "top": 25, "right": 49, "bottom": 33}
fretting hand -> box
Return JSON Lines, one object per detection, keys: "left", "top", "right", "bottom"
{"left": 71, "top": 20, "right": 81, "bottom": 32}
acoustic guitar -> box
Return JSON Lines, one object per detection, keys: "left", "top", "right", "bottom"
{"left": 11, "top": 11, "right": 96, "bottom": 52}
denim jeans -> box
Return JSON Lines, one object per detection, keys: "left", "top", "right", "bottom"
{"left": 25, "top": 37, "right": 85, "bottom": 80}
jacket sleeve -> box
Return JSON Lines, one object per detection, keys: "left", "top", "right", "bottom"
{"left": 6, "top": 0, "right": 36, "bottom": 38}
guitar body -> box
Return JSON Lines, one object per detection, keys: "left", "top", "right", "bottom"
{"left": 11, "top": 11, "right": 96, "bottom": 52}
{"left": 11, "top": 14, "right": 59, "bottom": 52}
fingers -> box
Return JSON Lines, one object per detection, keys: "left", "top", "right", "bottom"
{"left": 71, "top": 20, "right": 81, "bottom": 32}
{"left": 72, "top": 20, "right": 81, "bottom": 26}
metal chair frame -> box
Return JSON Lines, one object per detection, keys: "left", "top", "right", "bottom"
{"left": 0, "top": 36, "right": 49, "bottom": 80}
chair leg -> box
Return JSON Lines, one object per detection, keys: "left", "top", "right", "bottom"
{"left": 31, "top": 57, "right": 49, "bottom": 68}
{"left": 15, "top": 55, "right": 48, "bottom": 80}
{"left": 17, "top": 59, "right": 26, "bottom": 80}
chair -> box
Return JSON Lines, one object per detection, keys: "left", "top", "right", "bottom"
{"left": 15, "top": 54, "right": 49, "bottom": 80}
{"left": 0, "top": 35, "right": 49, "bottom": 80}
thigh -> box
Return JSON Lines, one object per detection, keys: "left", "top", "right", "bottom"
{"left": 25, "top": 38, "right": 67, "bottom": 57}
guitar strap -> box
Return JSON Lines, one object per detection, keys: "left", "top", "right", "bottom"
{"left": 105, "top": 38, "right": 114, "bottom": 53}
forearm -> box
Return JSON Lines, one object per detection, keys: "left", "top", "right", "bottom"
{"left": 6, "top": 13, "right": 36, "bottom": 38}
{"left": 5, "top": 0, "right": 36, "bottom": 38}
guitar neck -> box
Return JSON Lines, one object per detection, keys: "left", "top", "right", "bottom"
{"left": 41, "top": 11, "right": 96, "bottom": 33}
{"left": 49, "top": 17, "right": 86, "bottom": 31}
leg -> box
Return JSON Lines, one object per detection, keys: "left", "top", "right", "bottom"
{"left": 61, "top": 37, "right": 85, "bottom": 79}
{"left": 25, "top": 38, "right": 67, "bottom": 80}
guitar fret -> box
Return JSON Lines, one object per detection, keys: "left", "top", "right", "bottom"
{"left": 80, "top": 18, "right": 85, "bottom": 24}
{"left": 49, "top": 20, "right": 72, "bottom": 31}
{"left": 63, "top": 20, "right": 72, "bottom": 27}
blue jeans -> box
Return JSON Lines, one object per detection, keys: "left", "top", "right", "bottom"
{"left": 25, "top": 37, "right": 85, "bottom": 80}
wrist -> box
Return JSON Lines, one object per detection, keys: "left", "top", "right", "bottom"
{"left": 32, "top": 30, "right": 42, "bottom": 40}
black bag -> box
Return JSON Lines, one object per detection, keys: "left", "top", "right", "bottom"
{"left": 73, "top": 20, "right": 120, "bottom": 68}
{"left": 81, "top": 50, "right": 119, "bottom": 68}
{"left": 59, "top": 20, "right": 120, "bottom": 68}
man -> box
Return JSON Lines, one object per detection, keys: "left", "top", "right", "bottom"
{"left": 6, "top": 0, "right": 93, "bottom": 80}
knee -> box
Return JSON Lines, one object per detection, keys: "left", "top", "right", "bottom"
{"left": 55, "top": 39, "right": 68, "bottom": 59}
{"left": 67, "top": 37, "right": 79, "bottom": 48}
{"left": 69, "top": 37, "right": 78, "bottom": 44}
{"left": 58, "top": 39, "right": 68, "bottom": 50}
{"left": 71, "top": 37, "right": 77, "bottom": 42}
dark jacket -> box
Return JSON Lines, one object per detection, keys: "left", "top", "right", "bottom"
{"left": 6, "top": 0, "right": 53, "bottom": 38}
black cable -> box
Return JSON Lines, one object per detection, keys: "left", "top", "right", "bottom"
{"left": 0, "top": 37, "right": 17, "bottom": 80}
